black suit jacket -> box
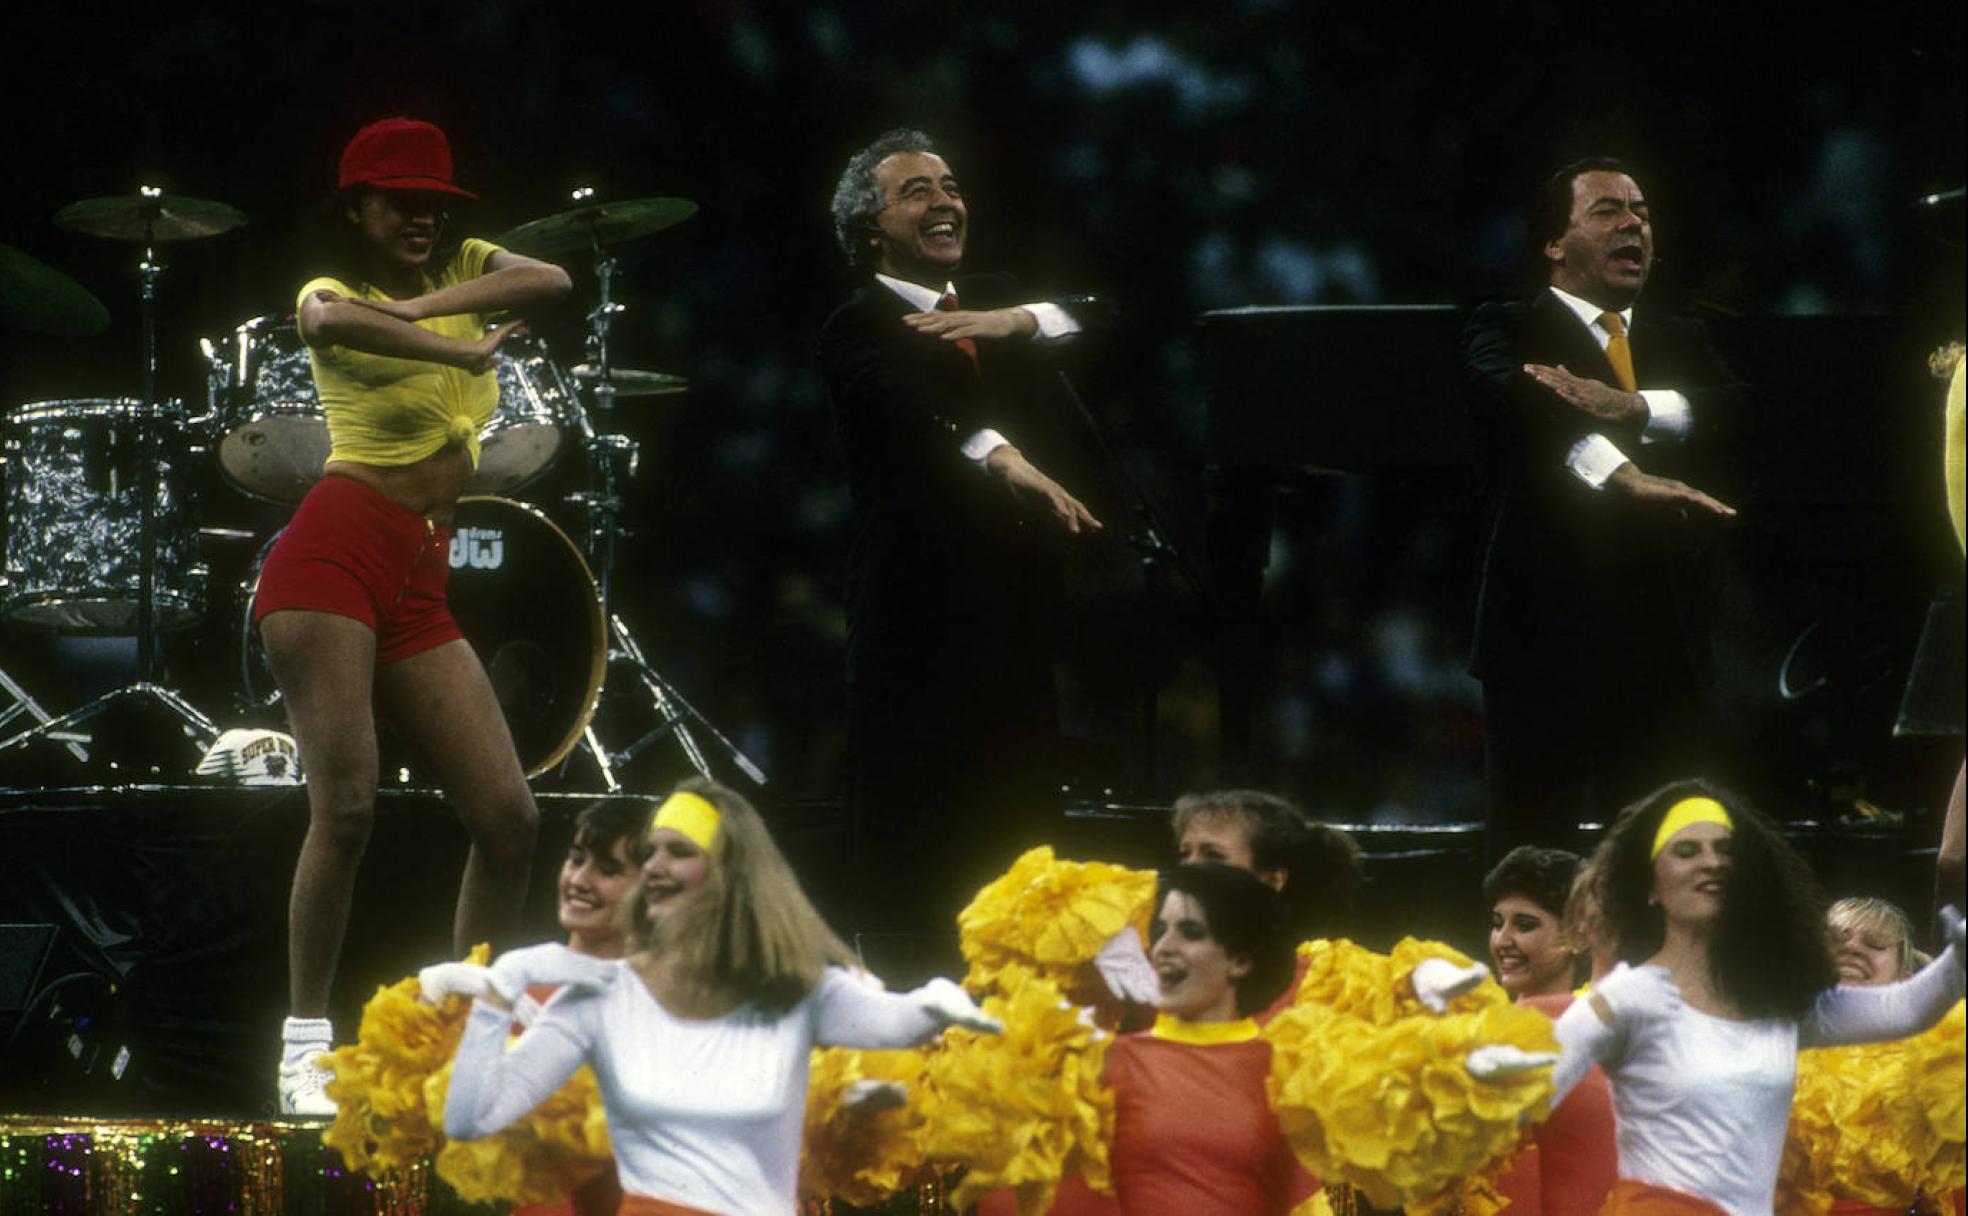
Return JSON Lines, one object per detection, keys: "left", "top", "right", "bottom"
{"left": 818, "top": 273, "right": 1091, "bottom": 706}
{"left": 1460, "top": 289, "right": 1742, "bottom": 692}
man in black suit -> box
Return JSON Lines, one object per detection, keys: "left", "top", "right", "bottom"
{"left": 819, "top": 128, "right": 1103, "bottom": 931}
{"left": 1461, "top": 157, "right": 1740, "bottom": 855}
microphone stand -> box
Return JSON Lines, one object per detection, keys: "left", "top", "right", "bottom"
{"left": 1051, "top": 363, "right": 1210, "bottom": 789}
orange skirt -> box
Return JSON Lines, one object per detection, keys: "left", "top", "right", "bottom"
{"left": 1600, "top": 1179, "right": 1729, "bottom": 1216}
{"left": 615, "top": 1195, "right": 723, "bottom": 1216}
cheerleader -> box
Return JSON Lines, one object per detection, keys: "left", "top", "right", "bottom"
{"left": 1103, "top": 864, "right": 1322, "bottom": 1214}
{"left": 431, "top": 780, "right": 1000, "bottom": 1216}
{"left": 1550, "top": 781, "right": 1966, "bottom": 1215}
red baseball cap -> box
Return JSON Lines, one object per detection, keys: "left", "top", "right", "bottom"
{"left": 338, "top": 118, "right": 478, "bottom": 199}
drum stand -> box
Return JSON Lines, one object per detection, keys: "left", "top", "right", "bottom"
{"left": 559, "top": 212, "right": 767, "bottom": 792}
{"left": 0, "top": 189, "right": 220, "bottom": 769}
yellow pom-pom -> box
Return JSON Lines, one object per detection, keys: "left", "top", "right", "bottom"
{"left": 917, "top": 964, "right": 1116, "bottom": 1214}
{"left": 1265, "top": 998, "right": 1554, "bottom": 1210}
{"left": 434, "top": 1058, "right": 611, "bottom": 1207}
{"left": 320, "top": 944, "right": 613, "bottom": 1204}
{"left": 958, "top": 847, "right": 1156, "bottom": 996}
{"left": 1780, "top": 999, "right": 1967, "bottom": 1211}
{"left": 1288, "top": 938, "right": 1509, "bottom": 1027}
{"left": 799, "top": 1045, "right": 931, "bottom": 1205}
{"left": 322, "top": 943, "right": 490, "bottom": 1175}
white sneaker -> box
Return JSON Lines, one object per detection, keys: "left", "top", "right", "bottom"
{"left": 277, "top": 1047, "right": 337, "bottom": 1117}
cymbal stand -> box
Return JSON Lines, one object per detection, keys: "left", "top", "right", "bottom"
{"left": 135, "top": 189, "right": 163, "bottom": 679}
{"left": 554, "top": 194, "right": 767, "bottom": 791}
{"left": 0, "top": 665, "right": 88, "bottom": 763}
{"left": 592, "top": 610, "right": 767, "bottom": 787}
{"left": 572, "top": 197, "right": 627, "bottom": 612}
{"left": 0, "top": 188, "right": 220, "bottom": 769}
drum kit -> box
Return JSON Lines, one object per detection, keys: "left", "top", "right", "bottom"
{"left": 0, "top": 186, "right": 762, "bottom": 792}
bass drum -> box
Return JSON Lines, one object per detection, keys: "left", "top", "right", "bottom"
{"left": 242, "top": 497, "right": 606, "bottom": 777}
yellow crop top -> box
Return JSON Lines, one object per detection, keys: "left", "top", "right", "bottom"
{"left": 296, "top": 236, "right": 504, "bottom": 470}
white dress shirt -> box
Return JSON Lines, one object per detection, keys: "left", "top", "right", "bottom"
{"left": 1546, "top": 285, "right": 1693, "bottom": 489}
{"left": 873, "top": 273, "right": 1080, "bottom": 466}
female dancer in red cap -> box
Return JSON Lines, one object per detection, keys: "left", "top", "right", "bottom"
{"left": 256, "top": 117, "right": 571, "bottom": 1115}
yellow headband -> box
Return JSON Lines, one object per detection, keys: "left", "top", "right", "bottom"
{"left": 1651, "top": 796, "right": 1733, "bottom": 859}
{"left": 650, "top": 791, "right": 721, "bottom": 851}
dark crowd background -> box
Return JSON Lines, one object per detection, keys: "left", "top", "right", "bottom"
{"left": 1, "top": 0, "right": 1963, "bottom": 826}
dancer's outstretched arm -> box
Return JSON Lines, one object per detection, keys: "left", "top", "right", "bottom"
{"left": 443, "top": 991, "right": 593, "bottom": 1140}
{"left": 1549, "top": 962, "right": 1682, "bottom": 1103}
{"left": 811, "top": 968, "right": 1001, "bottom": 1049}
{"left": 1803, "top": 908, "right": 1965, "bottom": 1048}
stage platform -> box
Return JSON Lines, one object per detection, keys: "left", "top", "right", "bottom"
{"left": 0, "top": 781, "right": 1944, "bottom": 1121}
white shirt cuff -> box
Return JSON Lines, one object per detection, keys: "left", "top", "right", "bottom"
{"left": 1020, "top": 302, "right": 1081, "bottom": 340}
{"left": 962, "top": 428, "right": 1010, "bottom": 466}
{"left": 1566, "top": 433, "right": 1632, "bottom": 489}
{"left": 1639, "top": 390, "right": 1691, "bottom": 443}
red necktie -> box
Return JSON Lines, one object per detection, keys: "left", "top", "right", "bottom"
{"left": 935, "top": 290, "right": 980, "bottom": 377}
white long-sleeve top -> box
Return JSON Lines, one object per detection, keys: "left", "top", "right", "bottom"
{"left": 444, "top": 963, "right": 947, "bottom": 1216}
{"left": 1551, "top": 944, "right": 1964, "bottom": 1216}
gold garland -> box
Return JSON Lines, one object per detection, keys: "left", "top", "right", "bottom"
{"left": 0, "top": 1115, "right": 436, "bottom": 1216}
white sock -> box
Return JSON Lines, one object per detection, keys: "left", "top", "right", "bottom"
{"left": 281, "top": 1016, "right": 333, "bottom": 1069}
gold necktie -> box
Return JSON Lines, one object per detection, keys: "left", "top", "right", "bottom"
{"left": 1600, "top": 311, "right": 1636, "bottom": 392}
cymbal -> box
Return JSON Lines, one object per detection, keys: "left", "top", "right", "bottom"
{"left": 55, "top": 192, "right": 248, "bottom": 242}
{"left": 496, "top": 197, "right": 697, "bottom": 255}
{"left": 0, "top": 241, "right": 110, "bottom": 335}
{"left": 571, "top": 364, "right": 688, "bottom": 397}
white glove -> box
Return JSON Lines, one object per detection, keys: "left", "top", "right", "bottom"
{"left": 419, "top": 961, "right": 496, "bottom": 1005}
{"left": 1092, "top": 926, "right": 1159, "bottom": 1004}
{"left": 1940, "top": 906, "right": 1964, "bottom": 956}
{"left": 841, "top": 1079, "right": 909, "bottom": 1114}
{"left": 1465, "top": 1043, "right": 1560, "bottom": 1081}
{"left": 912, "top": 977, "right": 1004, "bottom": 1034}
{"left": 1592, "top": 962, "right": 1682, "bottom": 1028}
{"left": 487, "top": 942, "right": 619, "bottom": 1004}
{"left": 195, "top": 728, "right": 303, "bottom": 785}
{"left": 1411, "top": 957, "right": 1490, "bottom": 1013}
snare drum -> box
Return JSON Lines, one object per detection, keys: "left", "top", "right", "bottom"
{"left": 241, "top": 496, "right": 604, "bottom": 776}
{"left": 209, "top": 315, "right": 575, "bottom": 502}
{"left": 1, "top": 398, "right": 204, "bottom": 632}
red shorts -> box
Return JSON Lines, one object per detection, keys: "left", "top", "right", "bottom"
{"left": 251, "top": 473, "right": 461, "bottom": 665}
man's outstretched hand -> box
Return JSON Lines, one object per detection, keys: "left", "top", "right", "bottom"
{"left": 1524, "top": 363, "right": 1647, "bottom": 426}
{"left": 985, "top": 444, "right": 1103, "bottom": 535}
{"left": 904, "top": 306, "right": 1037, "bottom": 342}
{"left": 1605, "top": 463, "right": 1736, "bottom": 521}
